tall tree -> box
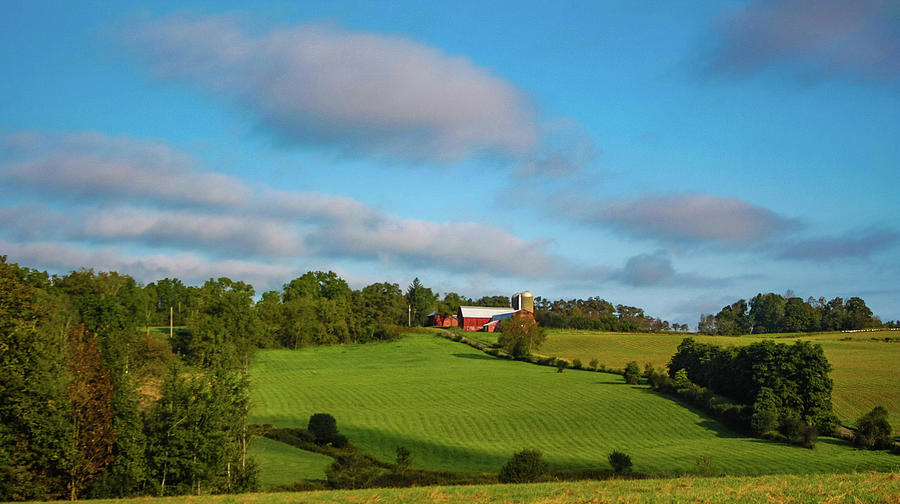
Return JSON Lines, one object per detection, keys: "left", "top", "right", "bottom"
{"left": 405, "top": 278, "right": 436, "bottom": 326}
{"left": 65, "top": 327, "right": 116, "bottom": 500}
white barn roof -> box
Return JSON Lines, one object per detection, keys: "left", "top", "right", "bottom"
{"left": 458, "top": 306, "right": 516, "bottom": 318}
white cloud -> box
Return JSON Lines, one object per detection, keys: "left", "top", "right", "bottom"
{"left": 122, "top": 16, "right": 540, "bottom": 162}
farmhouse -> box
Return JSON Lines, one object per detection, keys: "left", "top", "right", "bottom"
{"left": 456, "top": 291, "right": 535, "bottom": 332}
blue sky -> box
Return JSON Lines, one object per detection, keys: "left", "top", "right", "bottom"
{"left": 2, "top": 0, "right": 898, "bottom": 325}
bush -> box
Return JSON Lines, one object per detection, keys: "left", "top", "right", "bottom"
{"left": 854, "top": 406, "right": 893, "bottom": 450}
{"left": 308, "top": 413, "right": 339, "bottom": 445}
{"left": 325, "top": 454, "right": 381, "bottom": 489}
{"left": 624, "top": 361, "right": 641, "bottom": 385}
{"left": 608, "top": 450, "right": 632, "bottom": 473}
{"left": 589, "top": 358, "right": 599, "bottom": 371}
{"left": 572, "top": 359, "right": 583, "bottom": 369}
{"left": 498, "top": 449, "right": 551, "bottom": 483}
{"left": 556, "top": 359, "right": 569, "bottom": 373}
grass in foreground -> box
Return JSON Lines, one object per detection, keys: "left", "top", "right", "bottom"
{"left": 535, "top": 329, "right": 900, "bottom": 423}
{"left": 34, "top": 471, "right": 900, "bottom": 504}
{"left": 249, "top": 333, "right": 898, "bottom": 478}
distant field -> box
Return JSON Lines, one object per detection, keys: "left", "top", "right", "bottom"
{"left": 249, "top": 333, "right": 898, "bottom": 480}
{"left": 51, "top": 472, "right": 900, "bottom": 504}
{"left": 248, "top": 436, "right": 331, "bottom": 489}
{"left": 533, "top": 329, "right": 900, "bottom": 423}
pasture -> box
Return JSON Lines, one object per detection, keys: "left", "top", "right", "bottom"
{"left": 532, "top": 330, "right": 900, "bottom": 423}
{"left": 248, "top": 333, "right": 898, "bottom": 483}
{"left": 48, "top": 472, "right": 900, "bottom": 504}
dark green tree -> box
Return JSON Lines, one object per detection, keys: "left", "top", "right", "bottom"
{"left": 608, "top": 450, "right": 632, "bottom": 473}
{"left": 750, "top": 293, "right": 785, "bottom": 333}
{"left": 853, "top": 406, "right": 893, "bottom": 450}
{"left": 624, "top": 361, "right": 641, "bottom": 385}
{"left": 405, "top": 278, "right": 436, "bottom": 327}
{"left": 308, "top": 413, "right": 340, "bottom": 445}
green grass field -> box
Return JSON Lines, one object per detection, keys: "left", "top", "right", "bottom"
{"left": 249, "top": 333, "right": 898, "bottom": 481}
{"left": 531, "top": 329, "right": 900, "bottom": 423}
{"left": 247, "top": 436, "right": 332, "bottom": 488}
{"left": 44, "top": 472, "right": 900, "bottom": 504}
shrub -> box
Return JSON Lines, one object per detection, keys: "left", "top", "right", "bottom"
{"left": 556, "top": 360, "right": 569, "bottom": 373}
{"left": 325, "top": 454, "right": 381, "bottom": 489}
{"left": 624, "top": 361, "right": 641, "bottom": 385}
{"left": 499, "top": 449, "right": 551, "bottom": 483}
{"left": 854, "top": 406, "right": 893, "bottom": 450}
{"left": 308, "top": 413, "right": 339, "bottom": 445}
{"left": 372, "top": 323, "right": 400, "bottom": 341}
{"left": 589, "top": 358, "right": 599, "bottom": 371}
{"left": 608, "top": 450, "right": 632, "bottom": 473}
{"left": 572, "top": 359, "right": 583, "bottom": 369}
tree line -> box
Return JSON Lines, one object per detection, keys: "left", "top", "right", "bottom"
{"left": 533, "top": 297, "right": 686, "bottom": 332}
{"left": 698, "top": 293, "right": 885, "bottom": 335}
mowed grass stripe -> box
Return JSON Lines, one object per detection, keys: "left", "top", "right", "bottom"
{"left": 250, "top": 333, "right": 899, "bottom": 477}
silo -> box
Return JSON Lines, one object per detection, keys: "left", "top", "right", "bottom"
{"left": 511, "top": 291, "right": 535, "bottom": 313}
{"left": 520, "top": 291, "right": 534, "bottom": 313}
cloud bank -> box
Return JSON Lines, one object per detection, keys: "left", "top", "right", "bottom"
{"left": 1, "top": 131, "right": 563, "bottom": 287}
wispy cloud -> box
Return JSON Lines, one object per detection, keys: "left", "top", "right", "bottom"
{"left": 708, "top": 0, "right": 900, "bottom": 83}
{"left": 2, "top": 131, "right": 249, "bottom": 206}
{"left": 776, "top": 228, "right": 899, "bottom": 261}
{"left": 564, "top": 193, "right": 797, "bottom": 246}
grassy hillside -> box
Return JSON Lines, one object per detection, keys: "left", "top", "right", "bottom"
{"left": 45, "top": 471, "right": 900, "bottom": 503}
{"left": 532, "top": 330, "right": 900, "bottom": 423}
{"left": 249, "top": 333, "right": 898, "bottom": 480}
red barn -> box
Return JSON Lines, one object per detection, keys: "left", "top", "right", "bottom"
{"left": 457, "top": 306, "right": 535, "bottom": 332}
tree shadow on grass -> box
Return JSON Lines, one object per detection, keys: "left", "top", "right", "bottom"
{"left": 634, "top": 387, "right": 743, "bottom": 439}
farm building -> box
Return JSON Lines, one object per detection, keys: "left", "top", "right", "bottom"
{"left": 457, "top": 292, "right": 536, "bottom": 332}
{"left": 426, "top": 311, "right": 458, "bottom": 327}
